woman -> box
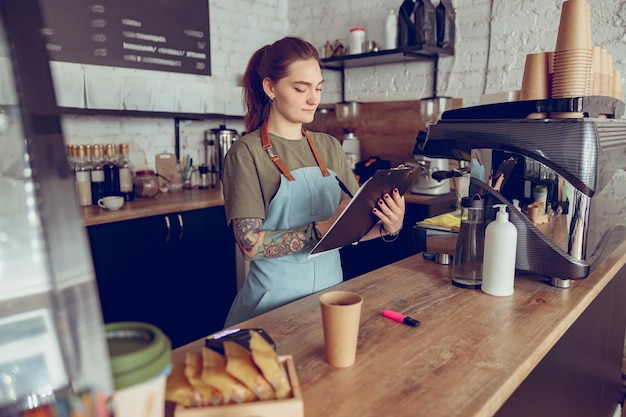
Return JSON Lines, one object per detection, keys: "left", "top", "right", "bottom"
{"left": 222, "top": 36, "right": 405, "bottom": 327}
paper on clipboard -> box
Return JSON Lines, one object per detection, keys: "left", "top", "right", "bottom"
{"left": 309, "top": 166, "right": 422, "bottom": 257}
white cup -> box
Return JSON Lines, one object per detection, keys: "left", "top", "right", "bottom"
{"left": 98, "top": 196, "right": 124, "bottom": 210}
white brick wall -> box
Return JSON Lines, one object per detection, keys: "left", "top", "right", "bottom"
{"left": 287, "top": 0, "right": 624, "bottom": 106}
{"left": 61, "top": 0, "right": 625, "bottom": 207}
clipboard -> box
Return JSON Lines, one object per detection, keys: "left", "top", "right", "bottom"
{"left": 310, "top": 166, "right": 422, "bottom": 256}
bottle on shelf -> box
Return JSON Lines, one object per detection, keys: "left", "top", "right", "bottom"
{"left": 103, "top": 143, "right": 120, "bottom": 197}
{"left": 384, "top": 8, "right": 398, "bottom": 50}
{"left": 91, "top": 144, "right": 106, "bottom": 205}
{"left": 75, "top": 145, "right": 92, "bottom": 207}
{"left": 118, "top": 143, "right": 135, "bottom": 202}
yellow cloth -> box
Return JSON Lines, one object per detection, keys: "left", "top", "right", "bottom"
{"left": 421, "top": 212, "right": 461, "bottom": 230}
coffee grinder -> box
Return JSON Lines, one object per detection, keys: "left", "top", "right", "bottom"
{"left": 336, "top": 101, "right": 361, "bottom": 170}
{"left": 410, "top": 96, "right": 453, "bottom": 195}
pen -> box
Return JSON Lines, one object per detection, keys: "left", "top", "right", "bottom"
{"left": 382, "top": 309, "right": 420, "bottom": 327}
{"left": 335, "top": 175, "right": 354, "bottom": 198}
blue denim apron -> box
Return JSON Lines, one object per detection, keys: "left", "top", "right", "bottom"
{"left": 224, "top": 165, "right": 342, "bottom": 327}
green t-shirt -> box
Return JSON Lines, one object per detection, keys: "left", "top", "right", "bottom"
{"left": 222, "top": 128, "right": 359, "bottom": 225}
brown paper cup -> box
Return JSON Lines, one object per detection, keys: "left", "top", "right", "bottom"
{"left": 555, "top": 0, "right": 592, "bottom": 51}
{"left": 551, "top": 49, "right": 592, "bottom": 98}
{"left": 613, "top": 69, "right": 623, "bottom": 100}
{"left": 519, "top": 52, "right": 551, "bottom": 100}
{"left": 319, "top": 290, "right": 363, "bottom": 368}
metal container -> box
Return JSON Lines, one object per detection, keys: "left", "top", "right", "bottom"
{"left": 204, "top": 124, "right": 239, "bottom": 185}
{"left": 410, "top": 97, "right": 454, "bottom": 195}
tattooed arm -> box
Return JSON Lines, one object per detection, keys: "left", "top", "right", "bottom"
{"left": 232, "top": 218, "right": 321, "bottom": 261}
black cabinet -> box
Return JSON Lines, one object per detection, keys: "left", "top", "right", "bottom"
{"left": 87, "top": 206, "right": 236, "bottom": 348}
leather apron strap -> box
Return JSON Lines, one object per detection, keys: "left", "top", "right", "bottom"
{"left": 261, "top": 120, "right": 330, "bottom": 181}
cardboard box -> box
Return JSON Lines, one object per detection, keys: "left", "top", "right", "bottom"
{"left": 174, "top": 355, "right": 303, "bottom": 417}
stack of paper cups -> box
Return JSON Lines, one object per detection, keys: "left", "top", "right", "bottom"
{"left": 591, "top": 46, "right": 602, "bottom": 95}
{"left": 614, "top": 69, "right": 623, "bottom": 101}
{"left": 600, "top": 49, "right": 610, "bottom": 96}
{"left": 551, "top": 0, "right": 593, "bottom": 117}
{"left": 603, "top": 52, "right": 613, "bottom": 97}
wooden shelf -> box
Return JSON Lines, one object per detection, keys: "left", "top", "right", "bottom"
{"left": 320, "top": 44, "right": 453, "bottom": 101}
{"left": 58, "top": 106, "right": 243, "bottom": 121}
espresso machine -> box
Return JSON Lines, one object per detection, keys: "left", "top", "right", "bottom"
{"left": 422, "top": 96, "right": 626, "bottom": 287}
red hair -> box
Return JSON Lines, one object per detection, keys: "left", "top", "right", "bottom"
{"left": 242, "top": 37, "right": 320, "bottom": 133}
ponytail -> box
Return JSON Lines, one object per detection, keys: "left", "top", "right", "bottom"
{"left": 242, "top": 37, "right": 320, "bottom": 133}
{"left": 242, "top": 46, "right": 271, "bottom": 133}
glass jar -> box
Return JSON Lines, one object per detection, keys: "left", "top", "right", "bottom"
{"left": 451, "top": 196, "right": 485, "bottom": 289}
{"left": 133, "top": 170, "right": 159, "bottom": 198}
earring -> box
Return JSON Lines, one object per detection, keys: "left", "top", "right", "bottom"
{"left": 268, "top": 96, "right": 274, "bottom": 102}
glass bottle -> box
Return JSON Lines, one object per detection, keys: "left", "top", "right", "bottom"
{"left": 67, "top": 144, "right": 78, "bottom": 177}
{"left": 91, "top": 144, "right": 106, "bottom": 204}
{"left": 451, "top": 196, "right": 485, "bottom": 289}
{"left": 84, "top": 143, "right": 93, "bottom": 167}
{"left": 66, "top": 144, "right": 76, "bottom": 175}
{"left": 118, "top": 143, "right": 135, "bottom": 201}
{"left": 75, "top": 145, "right": 92, "bottom": 207}
{"left": 103, "top": 143, "right": 120, "bottom": 196}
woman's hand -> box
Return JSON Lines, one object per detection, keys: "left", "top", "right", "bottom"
{"left": 372, "top": 187, "right": 405, "bottom": 235}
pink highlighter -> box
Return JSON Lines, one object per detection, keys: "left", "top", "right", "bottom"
{"left": 382, "top": 309, "right": 420, "bottom": 327}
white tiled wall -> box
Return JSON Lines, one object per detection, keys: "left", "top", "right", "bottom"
{"left": 288, "top": 0, "right": 624, "bottom": 106}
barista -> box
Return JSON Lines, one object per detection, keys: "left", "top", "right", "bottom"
{"left": 221, "top": 36, "right": 405, "bottom": 327}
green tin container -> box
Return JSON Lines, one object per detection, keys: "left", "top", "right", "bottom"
{"left": 105, "top": 322, "right": 172, "bottom": 390}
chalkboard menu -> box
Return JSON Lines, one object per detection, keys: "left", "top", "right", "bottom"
{"left": 39, "top": 0, "right": 211, "bottom": 76}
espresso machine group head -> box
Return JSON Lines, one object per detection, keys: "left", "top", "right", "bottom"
{"left": 423, "top": 96, "right": 626, "bottom": 287}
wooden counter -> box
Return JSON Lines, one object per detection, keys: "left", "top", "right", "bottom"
{"left": 171, "top": 240, "right": 626, "bottom": 417}
{"left": 81, "top": 188, "right": 225, "bottom": 226}
{"left": 81, "top": 186, "right": 454, "bottom": 227}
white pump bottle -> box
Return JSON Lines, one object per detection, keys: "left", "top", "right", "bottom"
{"left": 481, "top": 204, "right": 517, "bottom": 296}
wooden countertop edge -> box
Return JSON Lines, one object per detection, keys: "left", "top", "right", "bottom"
{"left": 81, "top": 187, "right": 451, "bottom": 227}
{"left": 81, "top": 188, "right": 225, "bottom": 227}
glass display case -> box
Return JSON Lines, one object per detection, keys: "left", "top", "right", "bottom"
{"left": 0, "top": 1, "right": 112, "bottom": 415}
